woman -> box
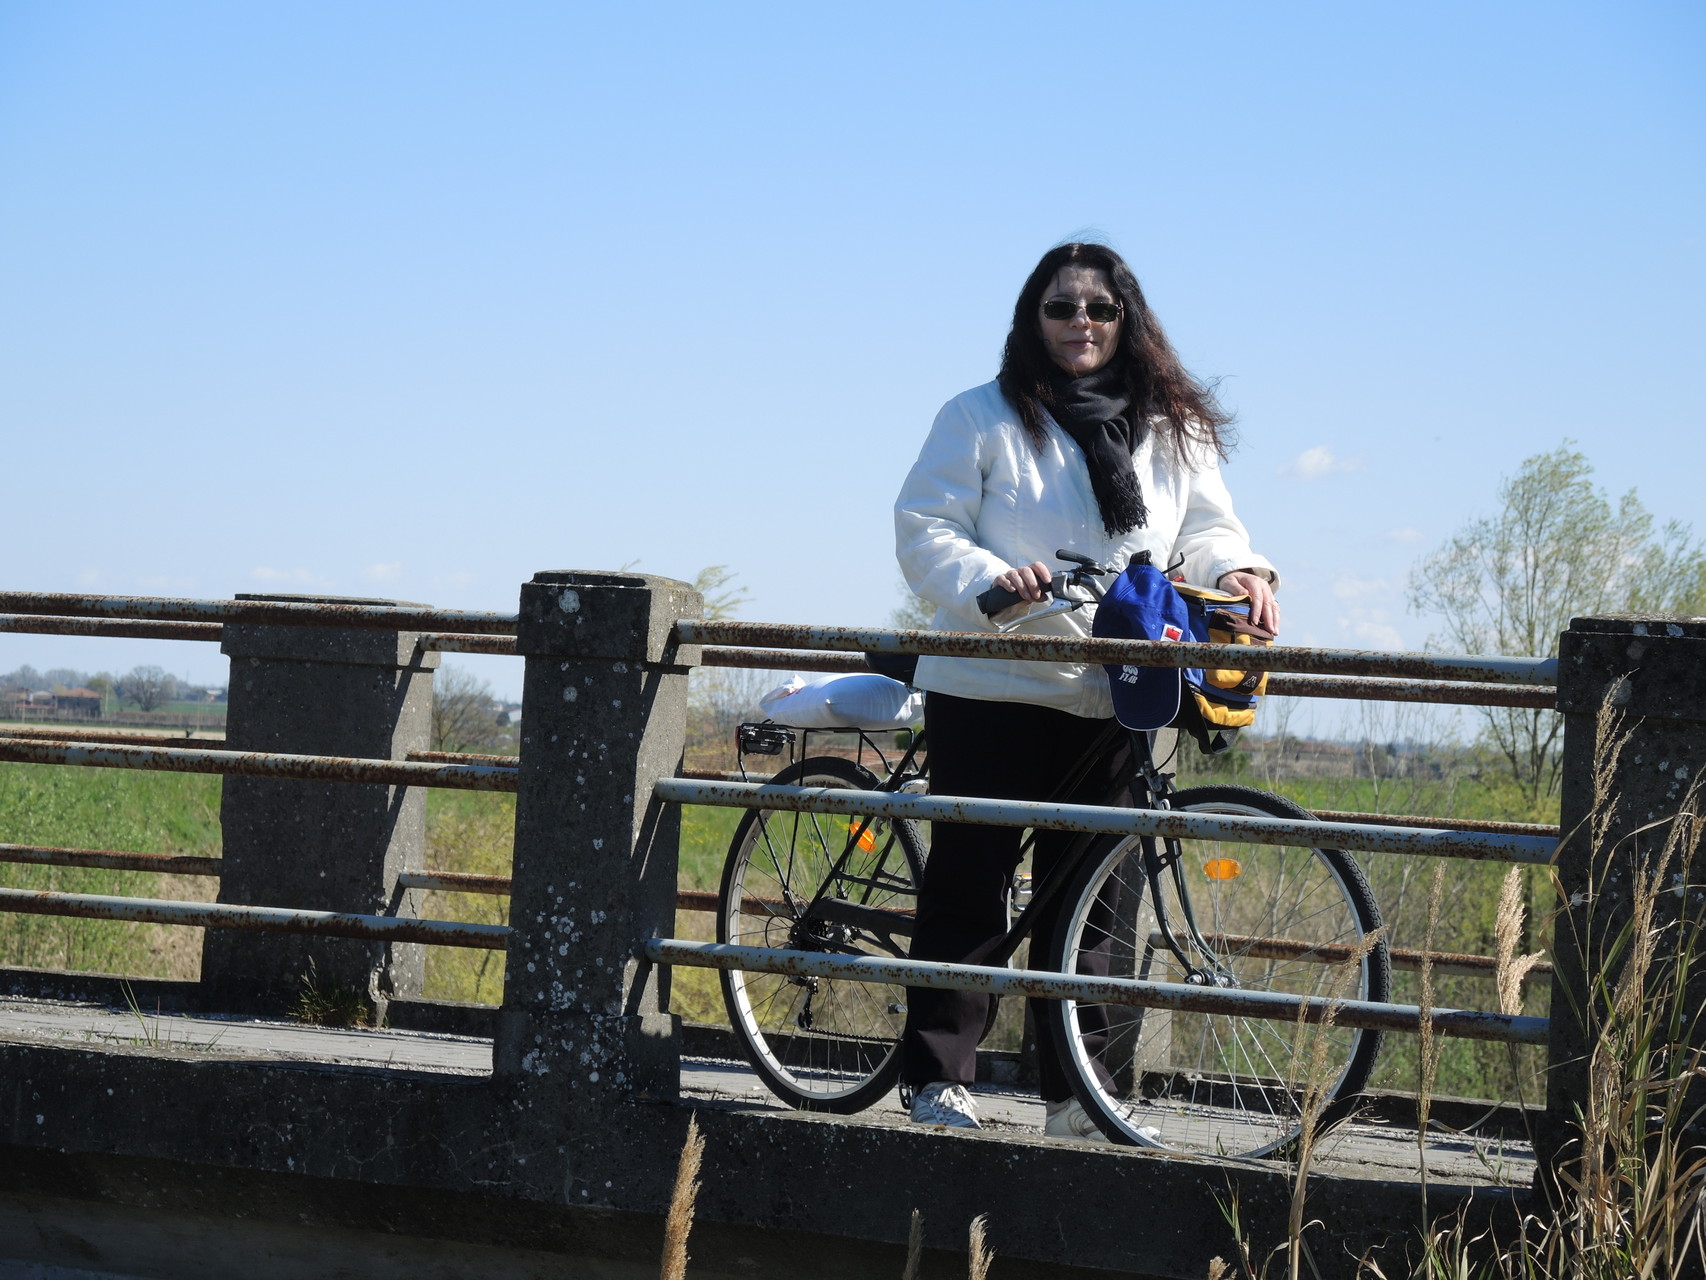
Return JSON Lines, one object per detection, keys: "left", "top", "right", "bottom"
{"left": 893, "top": 241, "right": 1280, "bottom": 1136}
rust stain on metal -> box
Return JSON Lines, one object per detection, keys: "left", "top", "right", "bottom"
{"left": 397, "top": 870, "right": 514, "bottom": 896}
{"left": 406, "top": 750, "right": 521, "bottom": 768}
{"left": 1178, "top": 930, "right": 1552, "bottom": 980}
{"left": 644, "top": 939, "right": 1548, "bottom": 1044}
{"left": 0, "top": 887, "right": 509, "bottom": 949}
{"left": 701, "top": 646, "right": 868, "bottom": 674}
{"left": 0, "top": 614, "right": 224, "bottom": 643}
{"left": 0, "top": 728, "right": 228, "bottom": 750}
{"left": 417, "top": 633, "right": 520, "bottom": 655}
{"left": 676, "top": 620, "right": 1558, "bottom": 687}
{"left": 1265, "top": 673, "right": 1555, "bottom": 709}
{"left": 655, "top": 778, "right": 1559, "bottom": 865}
{"left": 0, "top": 736, "right": 519, "bottom": 793}
{"left": 0, "top": 842, "right": 223, "bottom": 877}
{"left": 0, "top": 593, "right": 518, "bottom": 635}
{"left": 1314, "top": 809, "right": 1560, "bottom": 839}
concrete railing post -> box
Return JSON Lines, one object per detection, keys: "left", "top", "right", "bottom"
{"left": 1541, "top": 613, "right": 1706, "bottom": 1171}
{"left": 494, "top": 571, "right": 701, "bottom": 1104}
{"left": 202, "top": 593, "right": 439, "bottom": 1016}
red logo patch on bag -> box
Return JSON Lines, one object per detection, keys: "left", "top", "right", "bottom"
{"left": 1162, "top": 624, "right": 1184, "bottom": 641}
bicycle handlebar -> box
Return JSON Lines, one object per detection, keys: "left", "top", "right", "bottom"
{"left": 976, "top": 580, "right": 1052, "bottom": 617}
{"left": 977, "top": 548, "right": 1119, "bottom": 618}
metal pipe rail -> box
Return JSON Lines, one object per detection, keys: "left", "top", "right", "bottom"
{"left": 17, "top": 844, "right": 1526, "bottom": 984}
{"left": 405, "top": 750, "right": 520, "bottom": 767}
{"left": 3, "top": 842, "right": 1550, "bottom": 982}
{"left": 644, "top": 939, "right": 1548, "bottom": 1045}
{"left": 0, "top": 614, "right": 224, "bottom": 642}
{"left": 414, "top": 634, "right": 1557, "bottom": 707}
{"left": 0, "top": 737, "right": 519, "bottom": 793}
{"left": 0, "top": 887, "right": 510, "bottom": 949}
{"left": 0, "top": 728, "right": 228, "bottom": 749}
{"left": 1265, "top": 673, "right": 1554, "bottom": 710}
{"left": 0, "top": 593, "right": 518, "bottom": 635}
{"left": 396, "top": 870, "right": 512, "bottom": 896}
{"left": 0, "top": 737, "right": 1553, "bottom": 840}
{"left": 0, "top": 842, "right": 222, "bottom": 877}
{"left": 675, "top": 620, "right": 1559, "bottom": 686}
{"left": 1314, "top": 810, "right": 1560, "bottom": 839}
{"left": 654, "top": 778, "right": 1559, "bottom": 864}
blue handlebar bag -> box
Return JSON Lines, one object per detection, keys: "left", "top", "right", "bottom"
{"left": 1091, "top": 560, "right": 1190, "bottom": 731}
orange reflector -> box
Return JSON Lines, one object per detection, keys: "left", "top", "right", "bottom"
{"left": 1202, "top": 858, "right": 1242, "bottom": 881}
{"left": 850, "top": 822, "right": 876, "bottom": 852}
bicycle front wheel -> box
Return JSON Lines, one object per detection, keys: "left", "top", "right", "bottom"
{"left": 717, "top": 755, "right": 925, "bottom": 1113}
{"left": 1044, "top": 784, "right": 1389, "bottom": 1158}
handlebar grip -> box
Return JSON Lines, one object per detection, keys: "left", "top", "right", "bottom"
{"left": 977, "top": 581, "right": 1052, "bottom": 617}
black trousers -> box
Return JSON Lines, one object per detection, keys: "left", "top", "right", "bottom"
{"left": 901, "top": 691, "right": 1130, "bottom": 1101}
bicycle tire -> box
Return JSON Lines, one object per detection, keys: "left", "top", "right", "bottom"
{"left": 1044, "top": 783, "right": 1389, "bottom": 1158}
{"left": 717, "top": 755, "right": 926, "bottom": 1113}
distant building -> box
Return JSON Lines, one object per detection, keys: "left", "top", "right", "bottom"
{"left": 54, "top": 687, "right": 105, "bottom": 718}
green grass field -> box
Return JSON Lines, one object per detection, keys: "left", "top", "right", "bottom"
{"left": 0, "top": 761, "right": 222, "bottom": 975}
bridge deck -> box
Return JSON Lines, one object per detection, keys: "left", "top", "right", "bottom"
{"left": 0, "top": 995, "right": 1532, "bottom": 1189}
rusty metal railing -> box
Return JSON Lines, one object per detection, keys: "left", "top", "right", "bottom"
{"left": 652, "top": 778, "right": 1557, "bottom": 865}
{"left": 0, "top": 737, "right": 518, "bottom": 792}
{"left": 643, "top": 940, "right": 1548, "bottom": 1045}
{"left": 674, "top": 620, "right": 1558, "bottom": 686}
{"left": 0, "top": 594, "right": 516, "bottom": 634}
{"left": 0, "top": 887, "right": 508, "bottom": 949}
{"left": 1, "top": 589, "right": 1565, "bottom": 1033}
{"left": 0, "top": 842, "right": 223, "bottom": 877}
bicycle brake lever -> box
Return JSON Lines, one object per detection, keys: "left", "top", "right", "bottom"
{"left": 991, "top": 594, "right": 1087, "bottom": 634}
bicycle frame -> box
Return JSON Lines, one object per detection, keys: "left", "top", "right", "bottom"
{"left": 731, "top": 549, "right": 1242, "bottom": 988}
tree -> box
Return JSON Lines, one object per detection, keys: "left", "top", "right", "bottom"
{"left": 431, "top": 666, "right": 504, "bottom": 753}
{"left": 120, "top": 665, "right": 177, "bottom": 713}
{"left": 1408, "top": 445, "right": 1706, "bottom": 806}
{"left": 691, "top": 565, "right": 749, "bottom": 622}
{"left": 890, "top": 580, "right": 934, "bottom": 630}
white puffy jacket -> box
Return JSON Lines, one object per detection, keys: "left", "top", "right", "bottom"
{"left": 894, "top": 379, "right": 1277, "bottom": 718}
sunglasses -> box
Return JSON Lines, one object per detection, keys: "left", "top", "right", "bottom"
{"left": 1041, "top": 298, "right": 1123, "bottom": 323}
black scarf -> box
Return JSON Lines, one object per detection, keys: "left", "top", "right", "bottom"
{"left": 1046, "top": 363, "right": 1148, "bottom": 536}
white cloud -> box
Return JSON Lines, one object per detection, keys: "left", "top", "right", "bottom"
{"left": 1385, "top": 527, "right": 1423, "bottom": 544}
{"left": 1279, "top": 446, "right": 1363, "bottom": 480}
{"left": 1341, "top": 618, "right": 1406, "bottom": 650}
{"left": 364, "top": 562, "right": 404, "bottom": 582}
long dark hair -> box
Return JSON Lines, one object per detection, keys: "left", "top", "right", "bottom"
{"left": 997, "top": 242, "right": 1234, "bottom": 459}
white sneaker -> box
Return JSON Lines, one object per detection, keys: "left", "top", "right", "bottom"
{"left": 1045, "top": 1099, "right": 1163, "bottom": 1145}
{"left": 1044, "top": 1097, "right": 1109, "bottom": 1142}
{"left": 910, "top": 1082, "right": 981, "bottom": 1129}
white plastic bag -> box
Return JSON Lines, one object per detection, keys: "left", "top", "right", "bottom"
{"left": 756, "top": 673, "right": 923, "bottom": 731}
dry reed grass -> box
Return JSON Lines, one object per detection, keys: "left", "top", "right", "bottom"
{"left": 967, "top": 1214, "right": 993, "bottom": 1280}
{"left": 1415, "top": 863, "right": 1445, "bottom": 1208}
{"left": 1372, "top": 687, "right": 1706, "bottom": 1276}
{"left": 902, "top": 1208, "right": 924, "bottom": 1280}
{"left": 660, "top": 1114, "right": 704, "bottom": 1280}
{"left": 1493, "top": 866, "right": 1546, "bottom": 1017}
{"left": 1281, "top": 926, "right": 1385, "bottom": 1280}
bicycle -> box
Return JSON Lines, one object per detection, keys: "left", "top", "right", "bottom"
{"left": 715, "top": 552, "right": 1391, "bottom": 1158}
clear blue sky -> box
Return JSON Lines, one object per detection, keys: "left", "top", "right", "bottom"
{"left": 3, "top": 2, "right": 1701, "bottom": 709}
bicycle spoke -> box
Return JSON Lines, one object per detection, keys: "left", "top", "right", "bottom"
{"left": 1049, "top": 787, "right": 1388, "bottom": 1157}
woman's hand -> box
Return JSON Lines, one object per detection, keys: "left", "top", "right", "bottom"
{"left": 1217, "top": 569, "right": 1280, "bottom": 635}
{"left": 995, "top": 561, "right": 1054, "bottom": 603}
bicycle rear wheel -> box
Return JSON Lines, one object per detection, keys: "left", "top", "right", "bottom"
{"left": 717, "top": 755, "right": 925, "bottom": 1113}
{"left": 1044, "top": 784, "right": 1389, "bottom": 1158}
